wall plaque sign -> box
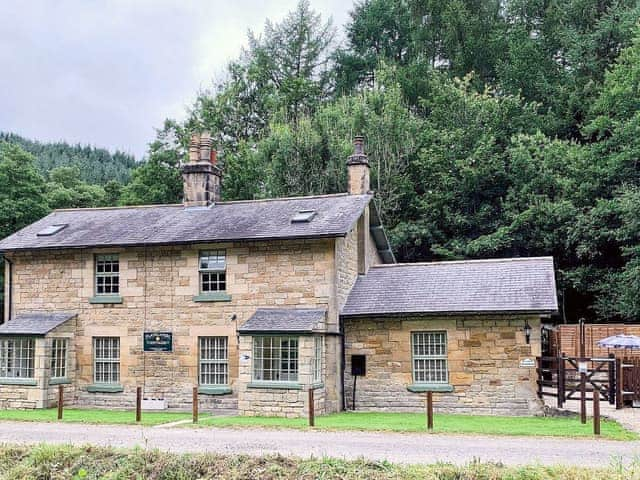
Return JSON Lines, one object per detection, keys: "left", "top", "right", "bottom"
{"left": 143, "top": 332, "right": 173, "bottom": 352}
{"left": 519, "top": 358, "right": 535, "bottom": 368}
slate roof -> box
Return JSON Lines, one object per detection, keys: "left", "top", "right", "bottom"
{"left": 0, "top": 312, "right": 76, "bottom": 336}
{"left": 0, "top": 194, "right": 375, "bottom": 252}
{"left": 341, "top": 257, "right": 558, "bottom": 317}
{"left": 239, "top": 308, "right": 327, "bottom": 334}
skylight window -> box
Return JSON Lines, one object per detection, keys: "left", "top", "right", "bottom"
{"left": 37, "top": 224, "right": 68, "bottom": 237}
{"left": 291, "top": 210, "right": 317, "bottom": 223}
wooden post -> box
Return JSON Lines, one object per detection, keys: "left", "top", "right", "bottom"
{"left": 593, "top": 387, "right": 600, "bottom": 436}
{"left": 578, "top": 319, "right": 587, "bottom": 423}
{"left": 536, "top": 357, "right": 543, "bottom": 399}
{"left": 426, "top": 391, "right": 433, "bottom": 431}
{"left": 616, "top": 358, "right": 623, "bottom": 410}
{"left": 57, "top": 385, "right": 64, "bottom": 420}
{"left": 193, "top": 386, "right": 199, "bottom": 423}
{"left": 608, "top": 353, "right": 616, "bottom": 405}
{"left": 136, "top": 387, "right": 142, "bottom": 423}
{"left": 580, "top": 360, "right": 587, "bottom": 424}
{"left": 558, "top": 353, "right": 565, "bottom": 408}
{"left": 308, "top": 388, "right": 315, "bottom": 427}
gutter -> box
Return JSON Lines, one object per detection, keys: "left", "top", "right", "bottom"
{"left": 0, "top": 232, "right": 349, "bottom": 255}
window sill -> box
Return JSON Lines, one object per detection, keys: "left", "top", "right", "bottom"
{"left": 311, "top": 382, "right": 324, "bottom": 390}
{"left": 0, "top": 378, "right": 36, "bottom": 386}
{"left": 248, "top": 381, "right": 302, "bottom": 390}
{"left": 87, "top": 384, "right": 124, "bottom": 393}
{"left": 89, "top": 295, "right": 123, "bottom": 304}
{"left": 198, "top": 386, "right": 232, "bottom": 395}
{"left": 192, "top": 293, "right": 232, "bottom": 303}
{"left": 407, "top": 383, "right": 454, "bottom": 393}
{"left": 49, "top": 378, "right": 71, "bottom": 385}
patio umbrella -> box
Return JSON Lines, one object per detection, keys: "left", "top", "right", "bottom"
{"left": 597, "top": 334, "right": 640, "bottom": 350}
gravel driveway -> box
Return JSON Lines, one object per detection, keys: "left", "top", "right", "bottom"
{"left": 1, "top": 421, "right": 639, "bottom": 466}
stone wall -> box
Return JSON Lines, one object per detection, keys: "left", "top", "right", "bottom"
{"left": 6, "top": 238, "right": 336, "bottom": 412}
{"left": 237, "top": 335, "right": 326, "bottom": 417}
{"left": 344, "top": 315, "right": 543, "bottom": 416}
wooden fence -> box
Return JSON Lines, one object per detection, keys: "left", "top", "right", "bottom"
{"left": 554, "top": 324, "right": 640, "bottom": 358}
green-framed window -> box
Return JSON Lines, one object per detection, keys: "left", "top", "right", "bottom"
{"left": 199, "top": 250, "right": 226, "bottom": 293}
{"left": 313, "top": 336, "right": 323, "bottom": 383}
{"left": 95, "top": 254, "right": 119, "bottom": 296}
{"left": 0, "top": 338, "right": 35, "bottom": 379}
{"left": 51, "top": 338, "right": 68, "bottom": 379}
{"left": 253, "top": 336, "right": 298, "bottom": 382}
{"left": 199, "top": 336, "right": 229, "bottom": 385}
{"left": 411, "top": 331, "right": 448, "bottom": 384}
{"left": 93, "top": 337, "right": 120, "bottom": 384}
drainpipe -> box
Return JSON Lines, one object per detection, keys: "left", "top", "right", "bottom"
{"left": 339, "top": 315, "right": 346, "bottom": 411}
{"left": 4, "top": 256, "right": 12, "bottom": 323}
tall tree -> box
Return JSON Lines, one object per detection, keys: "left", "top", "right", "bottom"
{"left": 0, "top": 143, "right": 50, "bottom": 239}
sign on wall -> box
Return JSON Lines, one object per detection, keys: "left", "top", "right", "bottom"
{"left": 519, "top": 358, "right": 535, "bottom": 368}
{"left": 143, "top": 332, "right": 173, "bottom": 352}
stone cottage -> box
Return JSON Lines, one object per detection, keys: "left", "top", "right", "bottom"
{"left": 0, "top": 133, "right": 558, "bottom": 416}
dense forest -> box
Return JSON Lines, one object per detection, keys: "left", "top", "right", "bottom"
{"left": 1, "top": 0, "right": 640, "bottom": 323}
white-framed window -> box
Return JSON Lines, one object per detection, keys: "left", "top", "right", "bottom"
{"left": 0, "top": 338, "right": 35, "bottom": 379}
{"left": 199, "top": 250, "right": 226, "bottom": 293}
{"left": 199, "top": 336, "right": 228, "bottom": 385}
{"left": 93, "top": 337, "right": 120, "bottom": 384}
{"left": 51, "top": 338, "right": 68, "bottom": 379}
{"left": 313, "top": 336, "right": 323, "bottom": 383}
{"left": 95, "top": 254, "right": 119, "bottom": 295}
{"left": 253, "top": 336, "right": 298, "bottom": 382}
{"left": 412, "top": 331, "right": 448, "bottom": 384}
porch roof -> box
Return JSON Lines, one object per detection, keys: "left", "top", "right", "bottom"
{"left": 239, "top": 308, "right": 326, "bottom": 334}
{"left": 0, "top": 312, "right": 76, "bottom": 336}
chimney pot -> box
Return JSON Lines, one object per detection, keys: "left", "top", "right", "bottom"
{"left": 199, "top": 132, "right": 212, "bottom": 162}
{"left": 347, "top": 134, "right": 370, "bottom": 195}
{"left": 189, "top": 134, "right": 200, "bottom": 163}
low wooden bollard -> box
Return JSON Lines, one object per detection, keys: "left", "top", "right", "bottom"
{"left": 426, "top": 391, "right": 433, "bottom": 431}
{"left": 308, "top": 388, "right": 315, "bottom": 427}
{"left": 193, "top": 387, "right": 199, "bottom": 424}
{"left": 593, "top": 389, "right": 601, "bottom": 436}
{"left": 136, "top": 387, "right": 142, "bottom": 423}
{"left": 57, "top": 385, "right": 64, "bottom": 420}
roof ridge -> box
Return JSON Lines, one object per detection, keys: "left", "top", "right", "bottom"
{"left": 371, "top": 256, "right": 554, "bottom": 268}
{"left": 52, "top": 193, "right": 369, "bottom": 213}
{"left": 53, "top": 203, "right": 183, "bottom": 212}
{"left": 216, "top": 192, "right": 361, "bottom": 205}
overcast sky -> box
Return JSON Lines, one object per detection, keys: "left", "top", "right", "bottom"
{"left": 0, "top": 1, "right": 351, "bottom": 159}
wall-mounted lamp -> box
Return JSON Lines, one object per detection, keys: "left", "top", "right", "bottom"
{"left": 524, "top": 320, "right": 532, "bottom": 345}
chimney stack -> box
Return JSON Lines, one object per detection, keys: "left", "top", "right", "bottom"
{"left": 347, "top": 135, "right": 370, "bottom": 195}
{"left": 182, "top": 132, "right": 222, "bottom": 207}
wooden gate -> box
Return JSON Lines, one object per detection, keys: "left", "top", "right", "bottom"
{"left": 537, "top": 354, "right": 618, "bottom": 408}
{"left": 623, "top": 357, "right": 640, "bottom": 404}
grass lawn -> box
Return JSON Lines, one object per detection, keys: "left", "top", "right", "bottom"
{"left": 0, "top": 444, "right": 638, "bottom": 479}
{"left": 0, "top": 408, "right": 200, "bottom": 426}
{"left": 196, "top": 411, "right": 637, "bottom": 440}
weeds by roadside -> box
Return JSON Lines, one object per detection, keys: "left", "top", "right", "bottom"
{"left": 0, "top": 444, "right": 639, "bottom": 480}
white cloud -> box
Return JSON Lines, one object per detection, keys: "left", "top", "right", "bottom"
{"left": 0, "top": 0, "right": 351, "bottom": 159}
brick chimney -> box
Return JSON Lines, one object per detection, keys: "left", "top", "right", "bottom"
{"left": 182, "top": 132, "right": 222, "bottom": 207}
{"left": 347, "top": 135, "right": 370, "bottom": 195}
